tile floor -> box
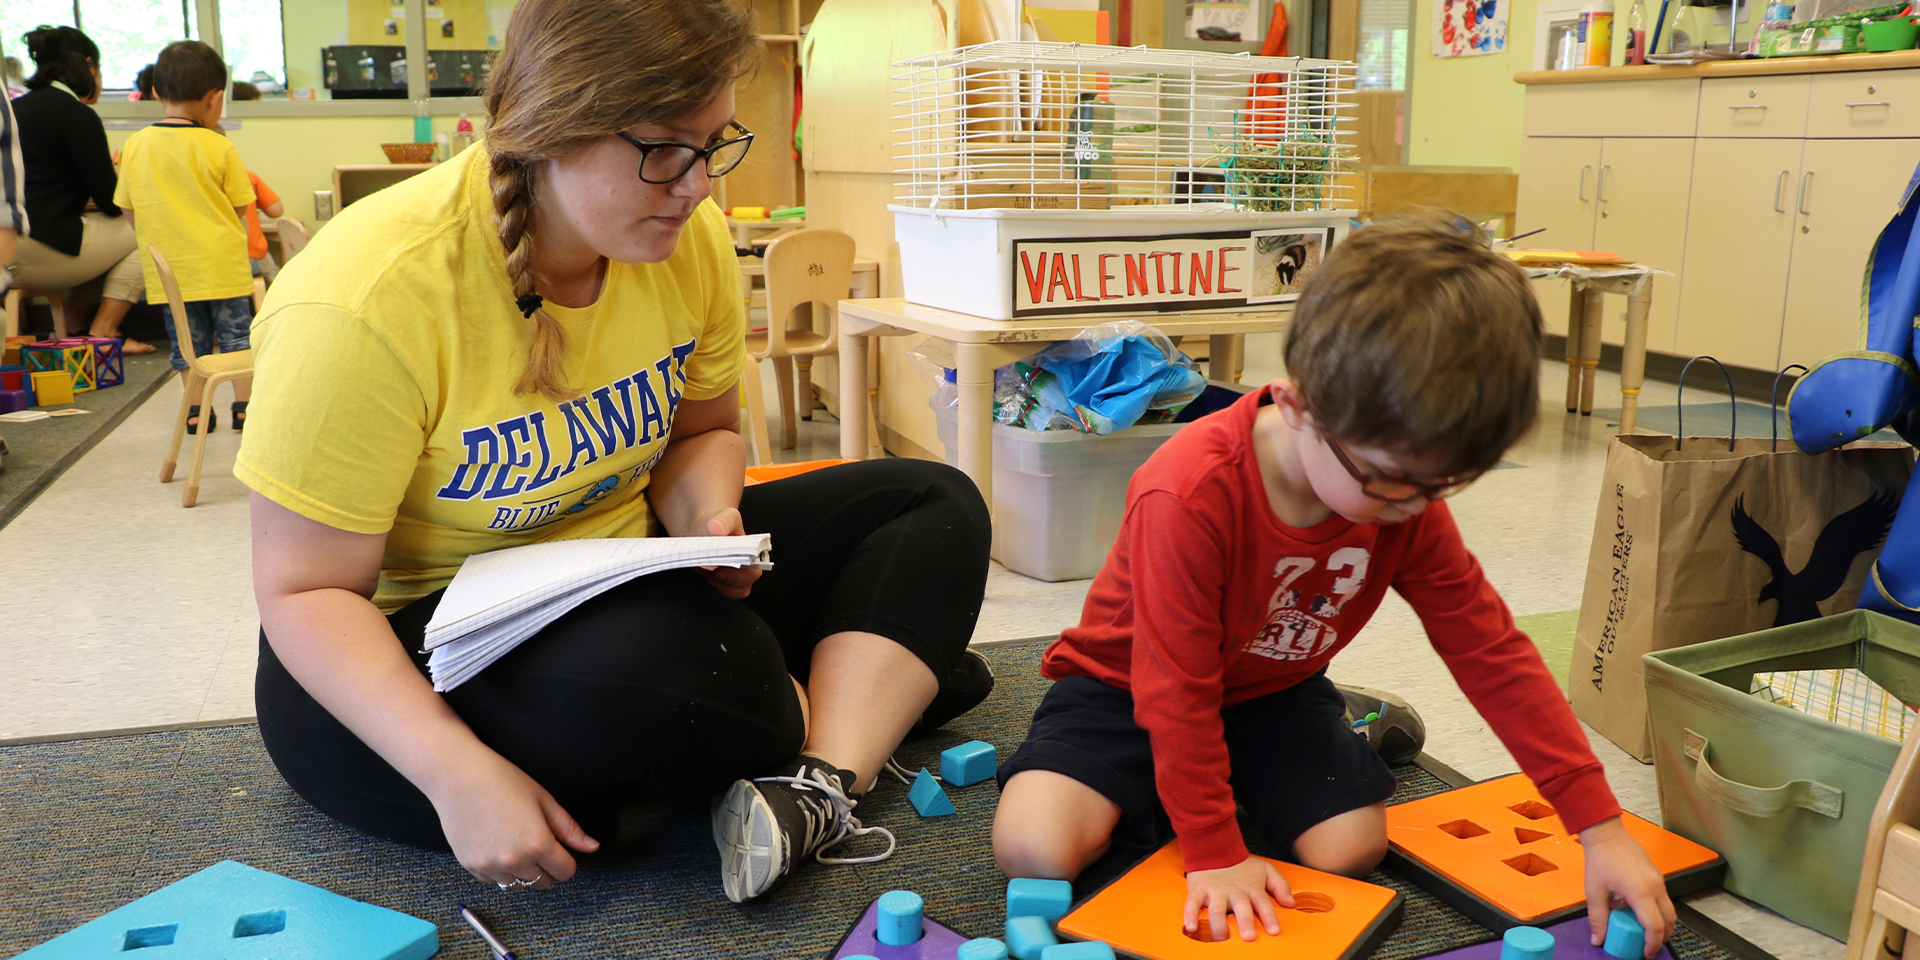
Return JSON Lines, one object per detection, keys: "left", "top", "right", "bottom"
{"left": 0, "top": 337, "right": 1842, "bottom": 959}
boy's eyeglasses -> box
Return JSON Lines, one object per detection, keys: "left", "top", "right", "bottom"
{"left": 1324, "top": 437, "right": 1480, "bottom": 503}
{"left": 615, "top": 122, "right": 755, "bottom": 184}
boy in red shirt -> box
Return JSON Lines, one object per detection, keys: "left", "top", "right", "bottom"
{"left": 991, "top": 218, "right": 1676, "bottom": 955}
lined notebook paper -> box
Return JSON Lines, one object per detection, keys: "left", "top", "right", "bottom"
{"left": 424, "top": 534, "right": 773, "bottom": 691}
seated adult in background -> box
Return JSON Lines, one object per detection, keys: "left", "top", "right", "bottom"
{"left": 8, "top": 25, "right": 153, "bottom": 352}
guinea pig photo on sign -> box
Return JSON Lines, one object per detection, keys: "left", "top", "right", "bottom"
{"left": 1248, "top": 229, "right": 1328, "bottom": 302}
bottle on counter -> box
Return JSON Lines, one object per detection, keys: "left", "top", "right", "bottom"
{"left": 1627, "top": 0, "right": 1649, "bottom": 63}
{"left": 453, "top": 114, "right": 476, "bottom": 154}
{"left": 1579, "top": 2, "right": 1616, "bottom": 66}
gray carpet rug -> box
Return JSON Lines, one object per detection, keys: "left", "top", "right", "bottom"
{"left": 0, "top": 349, "right": 174, "bottom": 531}
{"left": 1, "top": 641, "right": 1741, "bottom": 960}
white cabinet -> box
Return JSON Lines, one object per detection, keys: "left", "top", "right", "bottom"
{"left": 1674, "top": 138, "right": 1803, "bottom": 370}
{"left": 1779, "top": 139, "right": 1920, "bottom": 368}
{"left": 1521, "top": 64, "right": 1920, "bottom": 373}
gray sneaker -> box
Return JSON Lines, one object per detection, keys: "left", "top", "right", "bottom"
{"left": 1336, "top": 682, "right": 1426, "bottom": 765}
{"left": 711, "top": 756, "right": 895, "bottom": 903}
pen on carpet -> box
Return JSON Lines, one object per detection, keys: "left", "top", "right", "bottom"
{"left": 458, "top": 904, "right": 517, "bottom": 960}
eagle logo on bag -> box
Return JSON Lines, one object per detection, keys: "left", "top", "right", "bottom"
{"left": 1730, "top": 491, "right": 1900, "bottom": 626}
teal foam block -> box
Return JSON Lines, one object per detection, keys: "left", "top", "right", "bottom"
{"left": 910, "top": 767, "right": 956, "bottom": 817}
{"left": 959, "top": 938, "right": 1011, "bottom": 960}
{"left": 941, "top": 740, "right": 998, "bottom": 787}
{"left": 1006, "top": 878, "right": 1072, "bottom": 923}
{"left": 1604, "top": 909, "right": 1645, "bottom": 960}
{"left": 1005, "top": 916, "right": 1058, "bottom": 960}
{"left": 16, "top": 860, "right": 438, "bottom": 960}
{"left": 1040, "top": 943, "right": 1114, "bottom": 960}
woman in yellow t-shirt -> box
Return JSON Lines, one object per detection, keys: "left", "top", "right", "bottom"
{"left": 239, "top": 0, "right": 990, "bottom": 903}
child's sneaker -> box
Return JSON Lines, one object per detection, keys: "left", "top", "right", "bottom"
{"left": 1337, "top": 683, "right": 1426, "bottom": 765}
{"left": 712, "top": 755, "right": 895, "bottom": 903}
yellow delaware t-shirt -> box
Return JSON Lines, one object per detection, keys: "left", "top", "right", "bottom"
{"left": 234, "top": 144, "right": 746, "bottom": 612}
{"left": 112, "top": 122, "right": 253, "bottom": 302}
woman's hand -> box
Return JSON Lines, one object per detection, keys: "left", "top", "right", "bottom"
{"left": 692, "top": 507, "right": 762, "bottom": 599}
{"left": 431, "top": 743, "right": 601, "bottom": 891}
{"left": 1580, "top": 816, "right": 1676, "bottom": 958}
{"left": 1184, "top": 856, "right": 1295, "bottom": 942}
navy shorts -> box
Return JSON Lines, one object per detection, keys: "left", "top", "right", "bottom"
{"left": 999, "top": 671, "right": 1396, "bottom": 857}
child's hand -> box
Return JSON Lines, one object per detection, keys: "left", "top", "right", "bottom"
{"left": 1579, "top": 816, "right": 1676, "bottom": 959}
{"left": 1184, "top": 856, "right": 1294, "bottom": 942}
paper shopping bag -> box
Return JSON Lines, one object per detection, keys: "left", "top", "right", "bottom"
{"left": 1569, "top": 434, "right": 1912, "bottom": 761}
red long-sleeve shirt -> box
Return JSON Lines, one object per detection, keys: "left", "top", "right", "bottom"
{"left": 1042, "top": 385, "right": 1619, "bottom": 872}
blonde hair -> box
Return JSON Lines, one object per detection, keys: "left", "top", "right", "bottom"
{"left": 484, "top": 0, "right": 758, "bottom": 401}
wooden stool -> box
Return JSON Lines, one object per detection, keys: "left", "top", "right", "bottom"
{"left": 3, "top": 287, "right": 68, "bottom": 339}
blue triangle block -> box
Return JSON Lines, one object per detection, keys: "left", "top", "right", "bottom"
{"left": 17, "top": 860, "right": 438, "bottom": 960}
{"left": 909, "top": 767, "right": 957, "bottom": 816}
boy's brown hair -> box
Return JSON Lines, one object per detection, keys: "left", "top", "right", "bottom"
{"left": 153, "top": 40, "right": 225, "bottom": 104}
{"left": 1283, "top": 212, "right": 1543, "bottom": 479}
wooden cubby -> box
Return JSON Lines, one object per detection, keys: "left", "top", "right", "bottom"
{"left": 715, "top": 0, "right": 829, "bottom": 215}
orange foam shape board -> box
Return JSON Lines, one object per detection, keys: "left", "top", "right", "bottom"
{"left": 1058, "top": 841, "right": 1403, "bottom": 960}
{"left": 1384, "top": 774, "right": 1721, "bottom": 924}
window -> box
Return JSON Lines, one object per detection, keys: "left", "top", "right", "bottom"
{"left": 1354, "top": 0, "right": 1408, "bottom": 90}
{"left": 2, "top": 0, "right": 195, "bottom": 94}
{"left": 220, "top": 0, "right": 285, "bottom": 94}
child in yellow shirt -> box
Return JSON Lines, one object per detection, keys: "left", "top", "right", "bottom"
{"left": 113, "top": 40, "right": 254, "bottom": 432}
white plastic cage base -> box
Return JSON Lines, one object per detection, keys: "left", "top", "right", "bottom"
{"left": 894, "top": 41, "right": 1358, "bottom": 215}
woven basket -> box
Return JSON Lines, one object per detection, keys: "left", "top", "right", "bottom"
{"left": 380, "top": 142, "right": 436, "bottom": 164}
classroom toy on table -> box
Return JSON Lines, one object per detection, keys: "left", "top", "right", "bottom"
{"left": 1057, "top": 841, "right": 1403, "bottom": 960}
{"left": 1412, "top": 913, "right": 1675, "bottom": 960}
{"left": 14, "top": 859, "right": 437, "bottom": 960}
{"left": 21, "top": 339, "right": 96, "bottom": 393}
{"left": 830, "top": 891, "right": 975, "bottom": 959}
{"left": 1382, "top": 774, "right": 1723, "bottom": 931}
{"left": 31, "top": 370, "right": 72, "bottom": 406}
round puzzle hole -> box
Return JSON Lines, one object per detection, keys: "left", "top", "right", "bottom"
{"left": 1290, "top": 892, "right": 1336, "bottom": 913}
{"left": 1183, "top": 908, "right": 1239, "bottom": 942}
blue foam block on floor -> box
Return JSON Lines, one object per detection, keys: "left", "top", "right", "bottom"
{"left": 1041, "top": 943, "right": 1115, "bottom": 960}
{"left": 941, "top": 740, "right": 998, "bottom": 787}
{"left": 15, "top": 860, "right": 437, "bottom": 960}
{"left": 1604, "top": 909, "right": 1645, "bottom": 959}
{"left": 1006, "top": 915, "right": 1058, "bottom": 960}
{"left": 910, "top": 767, "right": 956, "bottom": 816}
{"left": 1007, "top": 878, "right": 1073, "bottom": 923}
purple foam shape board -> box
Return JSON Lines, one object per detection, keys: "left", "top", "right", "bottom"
{"left": 1413, "top": 916, "right": 1675, "bottom": 960}
{"left": 832, "top": 897, "right": 974, "bottom": 960}
{"left": 15, "top": 860, "right": 437, "bottom": 960}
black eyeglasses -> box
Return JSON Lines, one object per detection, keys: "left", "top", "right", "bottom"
{"left": 1324, "top": 436, "right": 1480, "bottom": 503}
{"left": 615, "top": 122, "right": 754, "bottom": 184}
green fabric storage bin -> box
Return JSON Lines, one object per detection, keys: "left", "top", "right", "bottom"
{"left": 1645, "top": 610, "right": 1920, "bottom": 939}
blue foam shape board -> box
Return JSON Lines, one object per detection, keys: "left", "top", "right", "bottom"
{"left": 1006, "top": 878, "right": 1072, "bottom": 923}
{"left": 831, "top": 897, "right": 973, "bottom": 959}
{"left": 1417, "top": 915, "right": 1675, "bottom": 960}
{"left": 16, "top": 860, "right": 438, "bottom": 960}
{"left": 910, "top": 767, "right": 957, "bottom": 816}
{"left": 941, "top": 740, "right": 998, "bottom": 787}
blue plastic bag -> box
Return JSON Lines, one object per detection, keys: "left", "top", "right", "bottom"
{"left": 994, "top": 321, "right": 1207, "bottom": 434}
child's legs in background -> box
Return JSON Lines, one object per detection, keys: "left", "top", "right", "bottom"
{"left": 160, "top": 300, "right": 218, "bottom": 373}
{"left": 1224, "top": 672, "right": 1395, "bottom": 877}
{"left": 206, "top": 295, "right": 253, "bottom": 401}
{"left": 993, "top": 675, "right": 1162, "bottom": 880}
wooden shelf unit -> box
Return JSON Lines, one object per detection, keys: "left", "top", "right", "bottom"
{"left": 716, "top": 0, "right": 826, "bottom": 216}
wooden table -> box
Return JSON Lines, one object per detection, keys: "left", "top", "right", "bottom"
{"left": 1532, "top": 264, "right": 1661, "bottom": 434}
{"left": 837, "top": 297, "right": 1288, "bottom": 509}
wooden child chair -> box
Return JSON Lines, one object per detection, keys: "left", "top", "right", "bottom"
{"left": 4, "top": 287, "right": 68, "bottom": 339}
{"left": 149, "top": 245, "right": 255, "bottom": 508}
{"left": 747, "top": 228, "right": 855, "bottom": 451}
{"left": 275, "top": 216, "right": 310, "bottom": 260}
{"left": 1847, "top": 725, "right": 1920, "bottom": 960}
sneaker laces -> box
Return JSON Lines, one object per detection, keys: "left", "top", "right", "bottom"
{"left": 882, "top": 756, "right": 938, "bottom": 788}
{"left": 753, "top": 767, "right": 897, "bottom": 866}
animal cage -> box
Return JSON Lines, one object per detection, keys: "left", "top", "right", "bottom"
{"left": 894, "top": 41, "right": 1357, "bottom": 213}
{"left": 890, "top": 42, "right": 1358, "bottom": 320}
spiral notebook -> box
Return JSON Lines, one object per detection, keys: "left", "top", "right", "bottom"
{"left": 423, "top": 534, "right": 774, "bottom": 691}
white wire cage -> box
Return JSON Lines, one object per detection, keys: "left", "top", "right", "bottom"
{"left": 894, "top": 41, "right": 1358, "bottom": 215}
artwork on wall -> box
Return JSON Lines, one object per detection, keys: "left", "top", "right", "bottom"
{"left": 1431, "top": 0, "right": 1508, "bottom": 56}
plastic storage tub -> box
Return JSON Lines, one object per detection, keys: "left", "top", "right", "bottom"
{"left": 935, "top": 406, "right": 1182, "bottom": 581}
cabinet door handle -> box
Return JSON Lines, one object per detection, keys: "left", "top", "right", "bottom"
{"left": 1799, "top": 171, "right": 1814, "bottom": 216}
{"left": 1578, "top": 164, "right": 1592, "bottom": 202}
{"left": 1728, "top": 104, "right": 1768, "bottom": 110}
{"left": 1846, "top": 101, "right": 1893, "bottom": 107}
{"left": 1598, "top": 165, "right": 1611, "bottom": 203}
{"left": 1775, "top": 170, "right": 1789, "bottom": 213}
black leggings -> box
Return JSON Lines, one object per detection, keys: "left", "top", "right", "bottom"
{"left": 255, "top": 458, "right": 991, "bottom": 850}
